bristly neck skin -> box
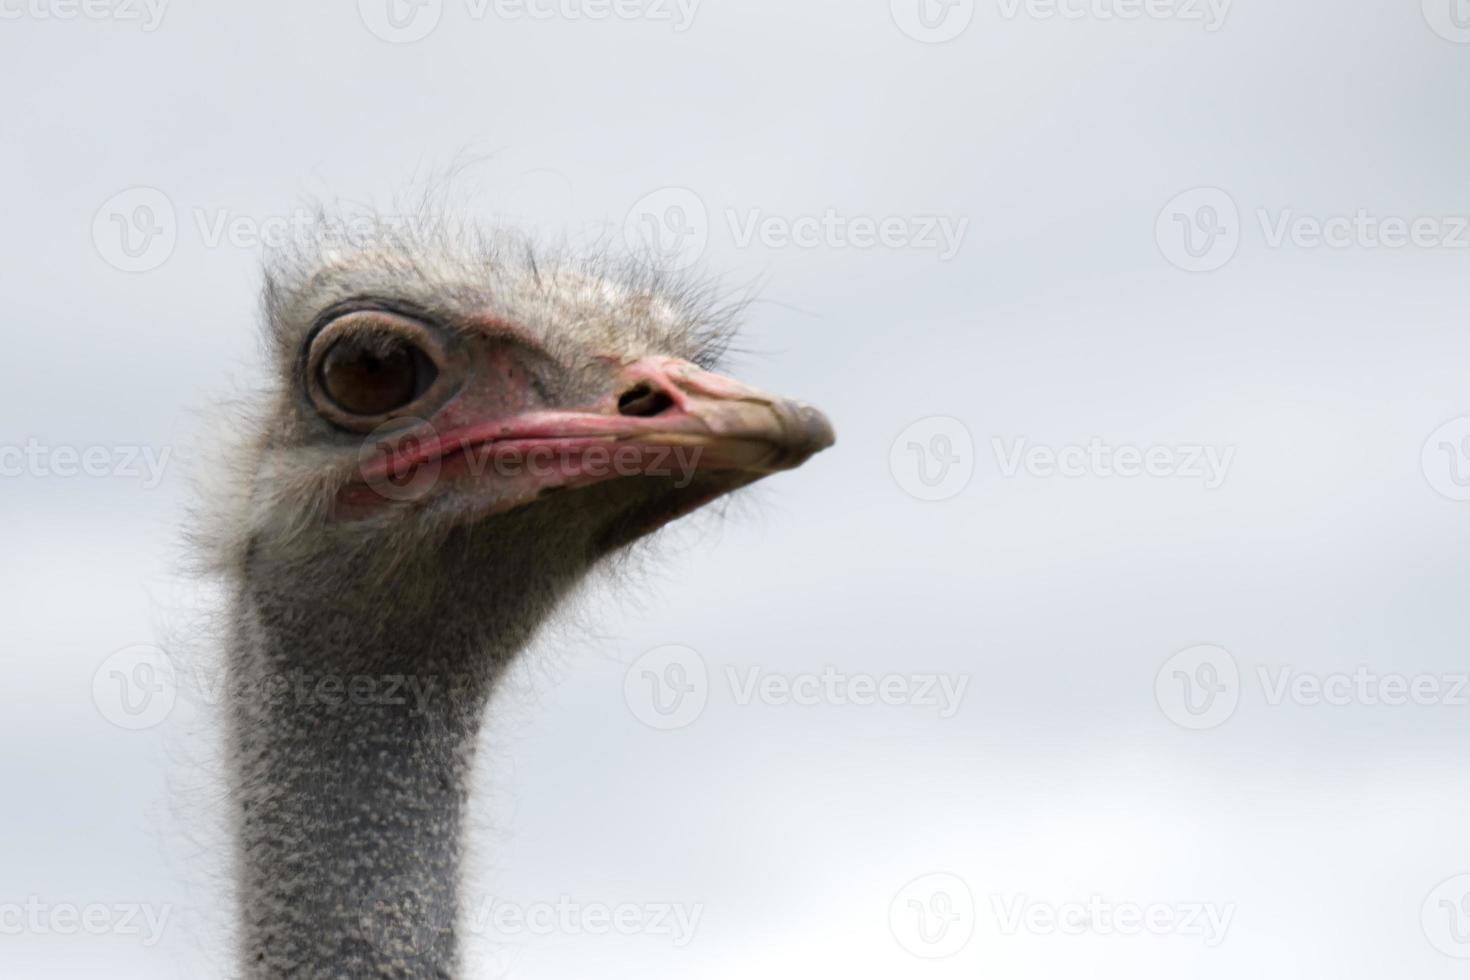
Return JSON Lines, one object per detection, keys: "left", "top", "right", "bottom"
{"left": 227, "top": 518, "right": 592, "bottom": 979}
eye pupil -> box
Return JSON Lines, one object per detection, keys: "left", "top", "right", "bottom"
{"left": 320, "top": 336, "right": 430, "bottom": 416}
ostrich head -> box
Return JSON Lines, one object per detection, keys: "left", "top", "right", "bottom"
{"left": 223, "top": 222, "right": 833, "bottom": 650}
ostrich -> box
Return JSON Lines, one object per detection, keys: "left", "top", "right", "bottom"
{"left": 202, "top": 215, "right": 833, "bottom": 978}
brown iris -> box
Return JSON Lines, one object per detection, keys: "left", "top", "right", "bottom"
{"left": 319, "top": 333, "right": 436, "bottom": 417}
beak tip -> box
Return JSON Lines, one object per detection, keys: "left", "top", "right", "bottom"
{"left": 776, "top": 401, "right": 835, "bottom": 465}
{"left": 799, "top": 404, "right": 837, "bottom": 453}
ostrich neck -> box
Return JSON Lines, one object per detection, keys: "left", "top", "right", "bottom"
{"left": 227, "top": 559, "right": 546, "bottom": 980}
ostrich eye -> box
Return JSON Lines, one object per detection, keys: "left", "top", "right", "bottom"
{"left": 318, "top": 334, "right": 437, "bottom": 416}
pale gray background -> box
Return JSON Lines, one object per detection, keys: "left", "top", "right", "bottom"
{"left": 4, "top": 0, "right": 1470, "bottom": 977}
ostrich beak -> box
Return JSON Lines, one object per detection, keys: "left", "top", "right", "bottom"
{"left": 599, "top": 356, "right": 835, "bottom": 474}
{"left": 344, "top": 357, "right": 834, "bottom": 518}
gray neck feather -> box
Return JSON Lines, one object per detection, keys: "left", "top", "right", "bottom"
{"left": 227, "top": 519, "right": 589, "bottom": 978}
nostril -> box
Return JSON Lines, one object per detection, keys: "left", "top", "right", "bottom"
{"left": 617, "top": 383, "right": 675, "bottom": 418}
